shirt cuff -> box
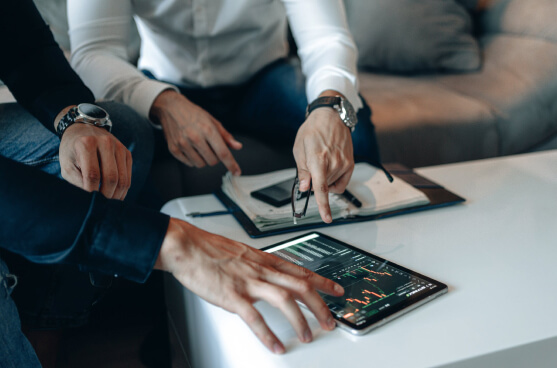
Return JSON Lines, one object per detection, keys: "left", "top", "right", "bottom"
{"left": 83, "top": 193, "right": 170, "bottom": 283}
{"left": 128, "top": 78, "right": 179, "bottom": 123}
{"left": 307, "top": 74, "right": 363, "bottom": 112}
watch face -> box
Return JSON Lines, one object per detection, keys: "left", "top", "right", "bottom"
{"left": 340, "top": 98, "right": 357, "bottom": 128}
{"left": 79, "top": 103, "right": 108, "bottom": 119}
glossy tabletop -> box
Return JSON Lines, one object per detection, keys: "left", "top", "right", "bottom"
{"left": 162, "top": 150, "right": 557, "bottom": 368}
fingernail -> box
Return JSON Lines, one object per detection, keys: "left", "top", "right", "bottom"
{"left": 334, "top": 284, "right": 344, "bottom": 294}
{"left": 273, "top": 343, "right": 285, "bottom": 354}
{"left": 325, "top": 214, "right": 332, "bottom": 223}
{"left": 327, "top": 316, "right": 336, "bottom": 329}
{"left": 300, "top": 179, "right": 309, "bottom": 190}
{"left": 304, "top": 329, "right": 313, "bottom": 343}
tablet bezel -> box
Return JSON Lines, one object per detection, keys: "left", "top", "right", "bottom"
{"left": 261, "top": 231, "right": 448, "bottom": 335}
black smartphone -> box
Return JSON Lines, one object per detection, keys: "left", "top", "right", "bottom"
{"left": 250, "top": 177, "right": 308, "bottom": 207}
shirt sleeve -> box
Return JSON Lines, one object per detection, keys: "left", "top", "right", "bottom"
{"left": 0, "top": 155, "right": 170, "bottom": 284}
{"left": 0, "top": 0, "right": 95, "bottom": 134}
{"left": 282, "top": 0, "right": 363, "bottom": 111}
{"left": 67, "top": 0, "right": 177, "bottom": 120}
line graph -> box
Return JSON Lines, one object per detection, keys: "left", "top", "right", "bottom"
{"left": 269, "top": 235, "right": 434, "bottom": 326}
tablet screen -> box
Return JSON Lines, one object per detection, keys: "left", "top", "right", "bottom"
{"left": 263, "top": 232, "right": 447, "bottom": 333}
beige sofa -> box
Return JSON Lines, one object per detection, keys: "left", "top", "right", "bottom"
{"left": 2, "top": 0, "right": 556, "bottom": 200}
{"left": 363, "top": 0, "right": 557, "bottom": 167}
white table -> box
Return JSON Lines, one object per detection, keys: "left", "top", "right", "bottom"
{"left": 162, "top": 151, "right": 557, "bottom": 368}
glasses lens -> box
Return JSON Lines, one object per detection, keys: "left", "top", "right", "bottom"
{"left": 291, "top": 176, "right": 310, "bottom": 218}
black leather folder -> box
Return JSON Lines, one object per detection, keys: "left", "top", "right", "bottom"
{"left": 214, "top": 164, "right": 465, "bottom": 238}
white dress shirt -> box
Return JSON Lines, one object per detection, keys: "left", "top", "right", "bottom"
{"left": 68, "top": 0, "right": 362, "bottom": 120}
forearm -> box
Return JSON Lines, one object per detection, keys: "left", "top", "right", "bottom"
{"left": 0, "top": 155, "right": 169, "bottom": 283}
{"left": 0, "top": 0, "right": 94, "bottom": 134}
{"left": 68, "top": 0, "right": 176, "bottom": 119}
{"left": 283, "top": 0, "right": 362, "bottom": 110}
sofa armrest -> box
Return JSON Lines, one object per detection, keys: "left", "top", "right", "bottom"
{"left": 479, "top": 0, "right": 557, "bottom": 44}
{"left": 0, "top": 85, "right": 16, "bottom": 104}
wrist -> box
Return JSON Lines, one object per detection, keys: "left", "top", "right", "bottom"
{"left": 54, "top": 105, "right": 77, "bottom": 131}
{"left": 150, "top": 89, "right": 180, "bottom": 122}
{"left": 55, "top": 103, "right": 112, "bottom": 138}
{"left": 319, "top": 90, "right": 345, "bottom": 99}
{"left": 306, "top": 93, "right": 357, "bottom": 132}
{"left": 155, "top": 218, "right": 189, "bottom": 272}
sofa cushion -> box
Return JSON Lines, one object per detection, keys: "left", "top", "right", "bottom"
{"left": 435, "top": 34, "right": 557, "bottom": 155}
{"left": 344, "top": 0, "right": 481, "bottom": 73}
{"left": 359, "top": 73, "right": 498, "bottom": 167}
{"left": 0, "top": 86, "right": 15, "bottom": 104}
{"left": 479, "top": 0, "right": 557, "bottom": 44}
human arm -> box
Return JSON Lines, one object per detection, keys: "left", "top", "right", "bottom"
{"left": 67, "top": 0, "right": 172, "bottom": 120}
{"left": 55, "top": 106, "right": 133, "bottom": 200}
{"left": 0, "top": 0, "right": 94, "bottom": 134}
{"left": 1, "top": 155, "right": 344, "bottom": 353}
{"left": 68, "top": 0, "right": 243, "bottom": 173}
{"left": 149, "top": 90, "right": 243, "bottom": 174}
{"left": 0, "top": 1, "right": 134, "bottom": 199}
{"left": 154, "top": 218, "right": 344, "bottom": 353}
{"left": 0, "top": 154, "right": 168, "bottom": 283}
{"left": 283, "top": 0, "right": 362, "bottom": 222}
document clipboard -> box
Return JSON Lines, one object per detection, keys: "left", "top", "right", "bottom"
{"left": 214, "top": 164, "right": 465, "bottom": 238}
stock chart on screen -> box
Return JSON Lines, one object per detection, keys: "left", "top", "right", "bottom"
{"left": 266, "top": 233, "right": 439, "bottom": 327}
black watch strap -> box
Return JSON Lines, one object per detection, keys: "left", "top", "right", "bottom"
{"left": 306, "top": 96, "right": 341, "bottom": 117}
{"left": 56, "top": 107, "right": 78, "bottom": 138}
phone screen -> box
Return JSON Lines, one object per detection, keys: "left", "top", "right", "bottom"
{"left": 250, "top": 177, "right": 300, "bottom": 207}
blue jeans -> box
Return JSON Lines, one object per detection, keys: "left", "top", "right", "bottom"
{"left": 0, "top": 260, "right": 41, "bottom": 368}
{"left": 0, "top": 101, "right": 154, "bottom": 332}
{"left": 145, "top": 57, "right": 382, "bottom": 166}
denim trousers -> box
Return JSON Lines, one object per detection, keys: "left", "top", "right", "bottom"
{"left": 145, "top": 57, "right": 382, "bottom": 166}
{"left": 0, "top": 101, "right": 154, "bottom": 337}
{"left": 0, "top": 259, "right": 41, "bottom": 367}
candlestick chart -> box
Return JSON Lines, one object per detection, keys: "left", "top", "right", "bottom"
{"left": 269, "top": 234, "right": 433, "bottom": 326}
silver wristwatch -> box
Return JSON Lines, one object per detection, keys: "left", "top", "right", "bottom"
{"left": 306, "top": 95, "right": 358, "bottom": 132}
{"left": 56, "top": 103, "right": 112, "bottom": 138}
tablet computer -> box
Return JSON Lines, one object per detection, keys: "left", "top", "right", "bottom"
{"left": 262, "top": 232, "right": 448, "bottom": 335}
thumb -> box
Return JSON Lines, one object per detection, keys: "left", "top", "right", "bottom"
{"left": 296, "top": 166, "right": 312, "bottom": 193}
{"left": 294, "top": 144, "right": 312, "bottom": 192}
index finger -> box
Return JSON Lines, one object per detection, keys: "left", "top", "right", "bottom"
{"left": 307, "top": 159, "right": 332, "bottom": 223}
{"left": 209, "top": 118, "right": 241, "bottom": 176}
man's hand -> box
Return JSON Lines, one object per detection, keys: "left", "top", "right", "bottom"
{"left": 154, "top": 218, "right": 344, "bottom": 354}
{"left": 59, "top": 123, "right": 132, "bottom": 200}
{"left": 293, "top": 101, "right": 354, "bottom": 223}
{"left": 150, "top": 90, "right": 243, "bottom": 175}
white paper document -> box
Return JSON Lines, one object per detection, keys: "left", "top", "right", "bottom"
{"left": 221, "top": 163, "right": 430, "bottom": 231}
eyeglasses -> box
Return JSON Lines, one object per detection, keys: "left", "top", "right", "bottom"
{"left": 291, "top": 171, "right": 312, "bottom": 223}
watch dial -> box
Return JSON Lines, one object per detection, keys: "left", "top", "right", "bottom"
{"left": 342, "top": 99, "right": 357, "bottom": 127}
{"left": 80, "top": 104, "right": 107, "bottom": 119}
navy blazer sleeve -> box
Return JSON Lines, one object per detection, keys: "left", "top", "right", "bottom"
{"left": 0, "top": 155, "right": 170, "bottom": 283}
{"left": 0, "top": 0, "right": 95, "bottom": 134}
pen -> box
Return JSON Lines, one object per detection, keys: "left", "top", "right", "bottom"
{"left": 342, "top": 189, "right": 362, "bottom": 208}
{"left": 185, "top": 209, "right": 235, "bottom": 218}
